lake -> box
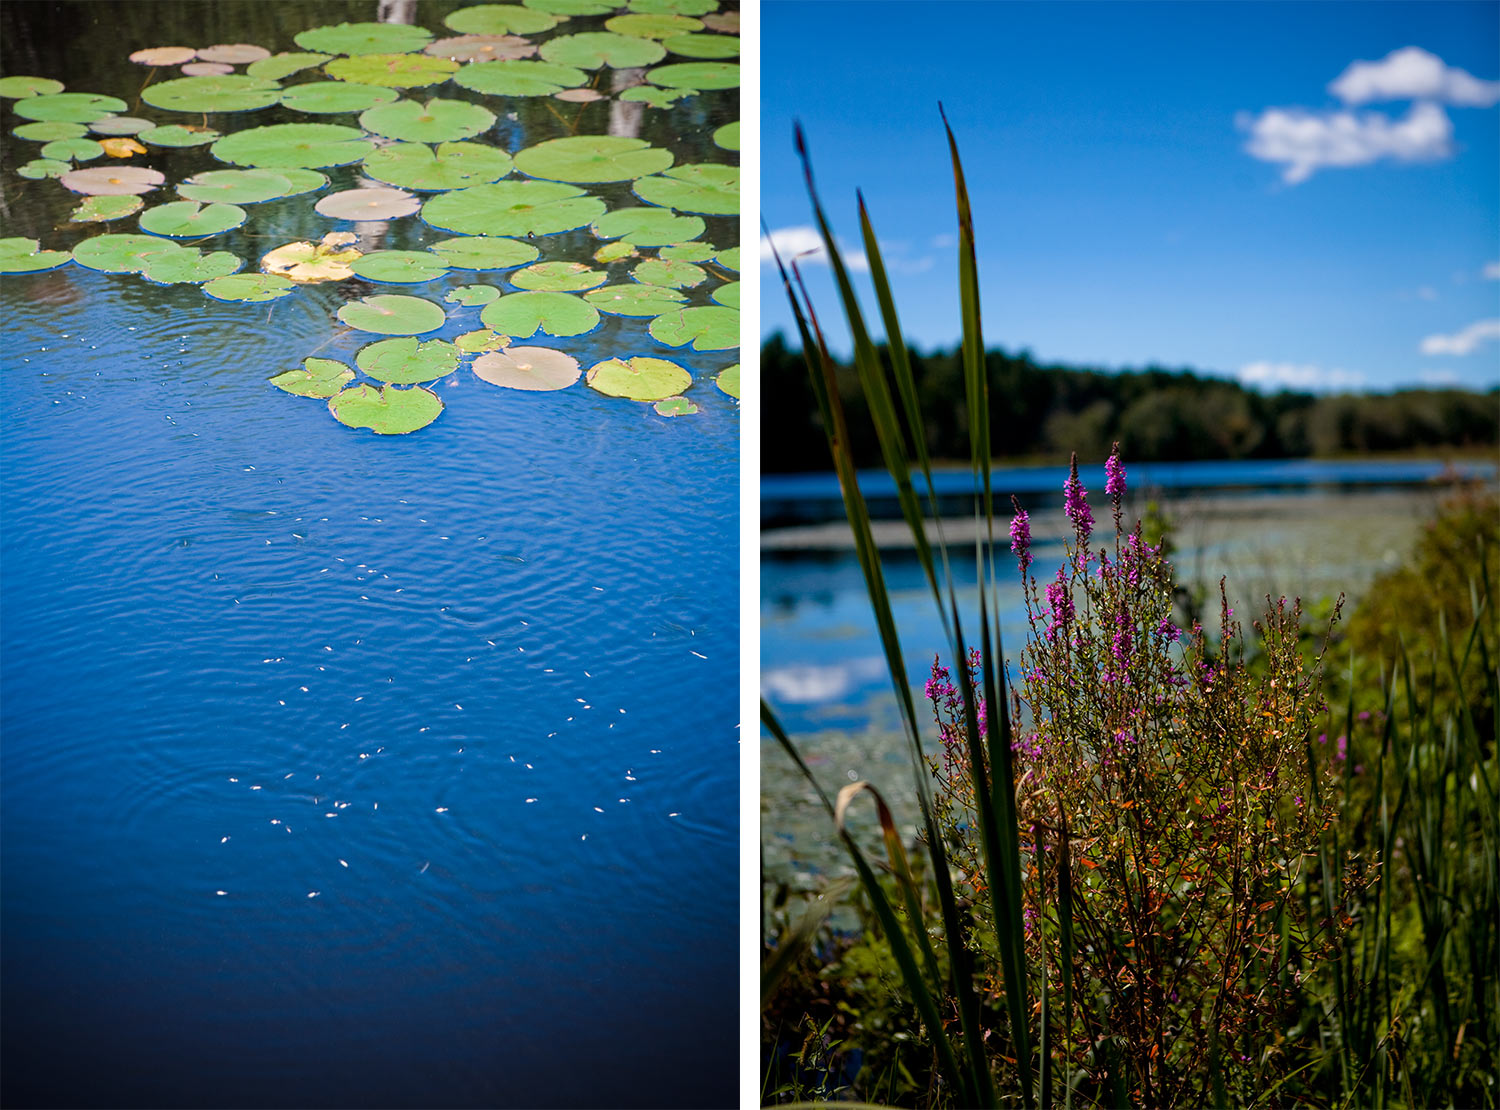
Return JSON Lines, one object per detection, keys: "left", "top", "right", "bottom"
{"left": 0, "top": 3, "right": 739, "bottom": 1107}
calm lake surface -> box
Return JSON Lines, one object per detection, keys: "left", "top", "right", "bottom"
{"left": 1, "top": 3, "right": 738, "bottom": 1107}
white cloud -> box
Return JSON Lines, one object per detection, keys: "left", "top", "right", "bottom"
{"left": 1329, "top": 46, "right": 1500, "bottom": 107}
{"left": 1237, "top": 361, "right": 1366, "bottom": 391}
{"left": 760, "top": 225, "right": 868, "bottom": 273}
{"left": 1416, "top": 286, "right": 1438, "bottom": 301}
{"left": 1483, "top": 261, "right": 1500, "bottom": 280}
{"left": 930, "top": 233, "right": 956, "bottom": 249}
{"left": 1238, "top": 101, "right": 1453, "bottom": 184}
{"left": 761, "top": 659, "right": 885, "bottom": 704}
{"left": 1417, "top": 369, "right": 1460, "bottom": 386}
{"left": 1419, "top": 318, "right": 1500, "bottom": 356}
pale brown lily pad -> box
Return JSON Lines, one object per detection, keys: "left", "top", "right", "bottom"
{"left": 261, "top": 232, "right": 362, "bottom": 282}
{"left": 130, "top": 46, "right": 196, "bottom": 66}
{"left": 182, "top": 62, "right": 234, "bottom": 76}
{"left": 554, "top": 88, "right": 605, "bottom": 103}
{"left": 197, "top": 43, "right": 272, "bottom": 65}
{"left": 424, "top": 34, "right": 538, "bottom": 62}
{"left": 315, "top": 186, "right": 421, "bottom": 221}
{"left": 473, "top": 346, "right": 580, "bottom": 391}
{"left": 58, "top": 165, "right": 164, "bottom": 195}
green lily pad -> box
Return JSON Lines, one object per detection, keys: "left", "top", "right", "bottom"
{"left": 647, "top": 303, "right": 737, "bottom": 350}
{"left": 89, "top": 116, "right": 153, "bottom": 136}
{"left": 14, "top": 121, "right": 87, "bottom": 141}
{"left": 422, "top": 180, "right": 605, "bottom": 237}
{"left": 712, "top": 120, "right": 739, "bottom": 150}
{"left": 538, "top": 32, "right": 666, "bottom": 69}
{"left": 279, "top": 81, "right": 400, "bottom": 114}
{"left": 202, "top": 272, "right": 295, "bottom": 301}
{"left": 13, "top": 92, "right": 127, "bottom": 122}
{"left": 594, "top": 241, "right": 637, "bottom": 263}
{"left": 360, "top": 97, "right": 495, "bottom": 143}
{"left": 315, "top": 187, "right": 421, "bottom": 221}
{"left": 473, "top": 345, "right": 580, "bottom": 390}
{"left": 140, "top": 249, "right": 242, "bottom": 285}
{"left": 349, "top": 250, "right": 449, "bottom": 283}
{"left": 425, "top": 34, "right": 537, "bottom": 62}
{"left": 17, "top": 158, "right": 71, "bottom": 179}
{"left": 338, "top": 294, "right": 447, "bottom": 335}
{"left": 480, "top": 291, "right": 599, "bottom": 337}
{"left": 138, "top": 200, "right": 247, "bottom": 238}
{"left": 514, "top": 135, "right": 672, "bottom": 184}
{"left": 355, "top": 336, "right": 460, "bottom": 383}
{"left": 591, "top": 206, "right": 704, "bottom": 245}
{"left": 270, "top": 357, "right": 354, "bottom": 397}
{"left": 511, "top": 261, "right": 607, "bottom": 291}
{"left": 211, "top": 123, "right": 373, "bottom": 168}
{"left": 70, "top": 233, "right": 182, "bottom": 273}
{"left": 70, "top": 195, "right": 144, "bottom": 222}
{"left": 715, "top": 362, "right": 739, "bottom": 398}
{"left": 663, "top": 33, "right": 738, "bottom": 59}
{"left": 0, "top": 76, "right": 65, "bottom": 98}
{"left": 294, "top": 22, "right": 435, "bottom": 56}
{"left": 653, "top": 395, "right": 699, "bottom": 416}
{"left": 716, "top": 245, "right": 739, "bottom": 270}
{"left": 329, "top": 383, "right": 444, "bottom": 434}
{"left": 40, "top": 137, "right": 104, "bottom": 161}
{"left": 0, "top": 237, "right": 71, "bottom": 273}
{"left": 274, "top": 169, "right": 330, "bottom": 196}
{"left": 524, "top": 0, "right": 615, "bottom": 13}
{"left": 261, "top": 233, "right": 362, "bottom": 282}
{"left": 138, "top": 124, "right": 222, "bottom": 147}
{"left": 140, "top": 75, "right": 282, "bottom": 113}
{"left": 646, "top": 61, "right": 738, "bottom": 90}
{"left": 584, "top": 282, "right": 686, "bottom": 316}
{"left": 455, "top": 327, "right": 510, "bottom": 351}
{"left": 445, "top": 284, "right": 501, "bottom": 306}
{"left": 445, "top": 4, "right": 561, "bottom": 35}
{"left": 658, "top": 241, "right": 715, "bottom": 261}
{"left": 247, "top": 52, "right": 334, "bottom": 80}
{"left": 451, "top": 59, "right": 586, "bottom": 97}
{"left": 428, "top": 235, "right": 538, "bottom": 269}
{"left": 632, "top": 257, "right": 705, "bottom": 288}
{"left": 59, "top": 165, "right": 164, "bottom": 195}
{"left": 606, "top": 13, "right": 702, "bottom": 38}
{"left": 324, "top": 54, "right": 458, "bottom": 88}
{"left": 629, "top": 0, "right": 717, "bottom": 13}
{"left": 362, "top": 140, "right": 513, "bottom": 191}
{"left": 586, "top": 355, "right": 691, "bottom": 400}
{"left": 619, "top": 86, "right": 689, "bottom": 109}
{"left": 179, "top": 169, "right": 294, "bottom": 205}
{"left": 710, "top": 280, "right": 738, "bottom": 308}
{"left": 633, "top": 162, "right": 737, "bottom": 214}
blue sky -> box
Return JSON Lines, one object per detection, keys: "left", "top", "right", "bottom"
{"left": 760, "top": 1, "right": 1500, "bottom": 392}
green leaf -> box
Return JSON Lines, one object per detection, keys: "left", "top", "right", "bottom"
{"left": 0, "top": 76, "right": 65, "bottom": 98}
{"left": 324, "top": 53, "right": 459, "bottom": 87}
{"left": 140, "top": 75, "right": 281, "bottom": 113}
{"left": 514, "top": 135, "right": 672, "bottom": 184}
{"left": 139, "top": 200, "right": 246, "bottom": 237}
{"left": 618, "top": 86, "right": 688, "bottom": 109}
{"left": 13, "top": 91, "right": 126, "bottom": 122}
{"left": 445, "top": 4, "right": 562, "bottom": 35}
{"left": 428, "top": 235, "right": 538, "bottom": 270}
{"left": 137, "top": 124, "right": 221, "bottom": 147}
{"left": 538, "top": 32, "right": 666, "bottom": 69}
{"left": 472, "top": 345, "right": 581, "bottom": 390}
{"left": 658, "top": 242, "right": 716, "bottom": 262}
{"left": 445, "top": 284, "right": 501, "bottom": 306}
{"left": 17, "top": 158, "right": 71, "bottom": 179}
{"left": 647, "top": 304, "right": 737, "bottom": 349}
{"left": 628, "top": 0, "right": 717, "bottom": 13}
{"left": 246, "top": 52, "right": 333, "bottom": 80}
{"left": 714, "top": 362, "right": 739, "bottom": 398}
{"left": 451, "top": 59, "right": 586, "bottom": 97}
{"left": 70, "top": 194, "right": 144, "bottom": 222}
{"left": 633, "top": 162, "right": 737, "bottom": 214}
{"left": 605, "top": 13, "right": 703, "bottom": 38}
{"left": 631, "top": 257, "right": 705, "bottom": 288}
{"left": 294, "top": 22, "right": 434, "bottom": 55}
{"left": 355, "top": 336, "right": 460, "bottom": 383}
{"left": 480, "top": 291, "right": 600, "bottom": 337}
{"left": 348, "top": 250, "right": 450, "bottom": 283}
{"left": 584, "top": 282, "right": 686, "bottom": 316}
{"left": 420, "top": 180, "right": 605, "bottom": 237}
{"left": 455, "top": 328, "right": 510, "bottom": 352}
{"left": 646, "top": 61, "right": 738, "bottom": 89}
{"left": 592, "top": 206, "right": 704, "bottom": 245}
{"left": 0, "top": 237, "right": 71, "bottom": 274}
{"left": 14, "top": 121, "right": 87, "bottom": 141}
{"left": 594, "top": 241, "right": 637, "bottom": 263}
{"left": 261, "top": 234, "right": 361, "bottom": 282}
{"left": 663, "top": 33, "right": 738, "bottom": 59}
{"left": 178, "top": 169, "right": 295, "bottom": 205}
{"left": 716, "top": 245, "right": 739, "bottom": 270}
{"left": 278, "top": 81, "right": 400, "bottom": 114}
{"left": 710, "top": 279, "right": 738, "bottom": 307}
{"left": 211, "top": 123, "right": 372, "bottom": 168}
{"left": 328, "top": 383, "right": 444, "bottom": 434}
{"left": 40, "top": 137, "right": 103, "bottom": 161}
{"left": 269, "top": 357, "right": 354, "bottom": 397}
{"left": 359, "top": 97, "right": 496, "bottom": 142}
{"left": 71, "top": 232, "right": 182, "bottom": 273}
{"left": 202, "top": 272, "right": 295, "bottom": 302}
{"left": 523, "top": 0, "right": 614, "bottom": 13}
{"left": 363, "top": 140, "right": 514, "bottom": 191}
{"left": 511, "top": 261, "right": 608, "bottom": 291}
{"left": 653, "top": 395, "right": 699, "bottom": 416}
{"left": 585, "top": 356, "right": 690, "bottom": 400}
{"left": 336, "top": 294, "right": 447, "bottom": 335}
{"left": 712, "top": 120, "right": 739, "bottom": 150}
{"left": 140, "top": 248, "right": 242, "bottom": 285}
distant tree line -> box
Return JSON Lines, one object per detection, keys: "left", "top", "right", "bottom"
{"left": 761, "top": 332, "right": 1500, "bottom": 472}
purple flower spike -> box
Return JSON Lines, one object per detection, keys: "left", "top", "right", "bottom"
{"left": 1105, "top": 445, "right": 1126, "bottom": 502}
{"left": 1063, "top": 453, "right": 1093, "bottom": 545}
{"left": 1009, "top": 502, "right": 1032, "bottom": 574}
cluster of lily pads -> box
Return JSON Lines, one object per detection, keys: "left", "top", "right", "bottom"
{"left": 0, "top": 0, "right": 740, "bottom": 434}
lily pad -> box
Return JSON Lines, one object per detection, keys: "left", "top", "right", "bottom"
{"left": 646, "top": 61, "right": 738, "bottom": 90}
{"left": 584, "top": 282, "right": 686, "bottom": 316}
{"left": 294, "top": 22, "right": 435, "bottom": 56}
{"left": 524, "top": 0, "right": 615, "bottom": 13}
{"left": 445, "top": 284, "right": 501, "bottom": 306}
{"left": 511, "top": 261, "right": 607, "bottom": 291}
{"left": 0, "top": 76, "right": 65, "bottom": 97}
{"left": 59, "top": 165, "right": 164, "bottom": 195}
{"left": 90, "top": 117, "right": 153, "bottom": 136}
{"left": 653, "top": 395, "right": 699, "bottom": 416}
{"left": 539, "top": 32, "right": 666, "bottom": 70}
{"left": 445, "top": 4, "right": 562, "bottom": 35}
{"left": 140, "top": 75, "right": 281, "bottom": 113}
{"left": 338, "top": 294, "right": 447, "bottom": 335}
{"left": 180, "top": 62, "right": 235, "bottom": 77}
{"left": 362, "top": 140, "right": 513, "bottom": 191}
{"left": 355, "top": 336, "right": 460, "bottom": 383}
{"left": 455, "top": 328, "right": 509, "bottom": 352}
{"left": 585, "top": 355, "right": 690, "bottom": 401}
{"left": 421, "top": 180, "right": 605, "bottom": 237}
{"left": 714, "top": 362, "right": 738, "bottom": 398}
{"left": 17, "top": 159, "right": 71, "bottom": 179}
{"left": 428, "top": 235, "right": 538, "bottom": 270}
{"left": 329, "top": 383, "right": 444, "bottom": 435}
{"left": 360, "top": 97, "right": 495, "bottom": 143}
{"left": 138, "top": 124, "right": 222, "bottom": 147}
{"left": 711, "top": 120, "right": 738, "bottom": 150}
{"left": 702, "top": 11, "right": 738, "bottom": 32}
{"left": 97, "top": 136, "right": 147, "bottom": 157}
{"left": 269, "top": 357, "right": 355, "bottom": 398}
{"left": 424, "top": 34, "right": 537, "bottom": 62}
{"left": 592, "top": 206, "right": 704, "bottom": 245}
{"left": 279, "top": 81, "right": 400, "bottom": 114}
{"left": 514, "top": 135, "right": 671, "bottom": 183}
{"left": 349, "top": 250, "right": 449, "bottom": 283}
{"left": 129, "top": 46, "right": 197, "bottom": 66}
{"left": 716, "top": 245, "right": 739, "bottom": 270}
{"left": 658, "top": 241, "right": 715, "bottom": 261}
{"left": 632, "top": 257, "right": 705, "bottom": 288}
{"left": 70, "top": 195, "right": 144, "bottom": 222}
{"left": 0, "top": 237, "right": 71, "bottom": 273}
{"left": 480, "top": 291, "right": 599, "bottom": 337}
{"left": 629, "top": 0, "right": 717, "bottom": 13}
{"left": 273, "top": 169, "right": 330, "bottom": 196}
{"left": 261, "top": 233, "right": 362, "bottom": 282}
{"left": 211, "top": 123, "right": 373, "bottom": 168}
{"left": 13, "top": 92, "right": 127, "bottom": 122}
{"left": 633, "top": 162, "right": 737, "bottom": 214}
{"left": 316, "top": 187, "right": 421, "bottom": 221}
{"left": 14, "top": 120, "right": 87, "bottom": 141}
{"left": 663, "top": 33, "right": 738, "bottom": 59}
{"left": 606, "top": 13, "right": 703, "bottom": 38}
{"left": 554, "top": 88, "right": 605, "bottom": 103}
{"left": 451, "top": 59, "right": 586, "bottom": 97}
{"left": 179, "top": 169, "right": 294, "bottom": 204}
{"left": 324, "top": 54, "right": 458, "bottom": 88}
{"left": 139, "top": 200, "right": 247, "bottom": 238}
{"left": 246, "top": 52, "right": 333, "bottom": 80}
{"left": 594, "top": 240, "right": 637, "bottom": 263}
{"left": 72, "top": 236, "right": 184, "bottom": 275}
{"left": 202, "top": 272, "right": 295, "bottom": 301}
{"left": 710, "top": 280, "right": 739, "bottom": 308}
{"left": 618, "top": 85, "right": 688, "bottom": 109}
{"left": 197, "top": 43, "right": 272, "bottom": 65}
{"left": 140, "top": 249, "right": 242, "bottom": 285}
{"left": 473, "top": 346, "right": 580, "bottom": 391}
{"left": 647, "top": 304, "right": 737, "bottom": 350}
{"left": 40, "top": 137, "right": 104, "bottom": 161}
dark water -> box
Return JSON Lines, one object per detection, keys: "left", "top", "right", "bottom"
{"left": 1, "top": 4, "right": 739, "bottom": 1107}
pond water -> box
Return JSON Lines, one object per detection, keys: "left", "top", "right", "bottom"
{"left": 1, "top": 3, "right": 738, "bottom": 1107}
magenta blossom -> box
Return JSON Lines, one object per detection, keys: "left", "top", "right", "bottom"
{"left": 1009, "top": 503, "right": 1032, "bottom": 574}
{"left": 1063, "top": 454, "right": 1093, "bottom": 545}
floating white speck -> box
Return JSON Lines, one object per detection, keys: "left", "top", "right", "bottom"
{"left": 308, "top": 891, "right": 319, "bottom": 898}
{"left": 339, "top": 859, "right": 348, "bottom": 868}
{"left": 669, "top": 812, "right": 680, "bottom": 817}
{"left": 455, "top": 704, "right": 462, "bottom": 710}
{"left": 525, "top": 797, "right": 537, "bottom": 803}
{"left": 419, "top": 861, "right": 430, "bottom": 873}
{"left": 229, "top": 777, "right": 238, "bottom": 783}
{"left": 251, "top": 785, "right": 262, "bottom": 791}
{"left": 435, "top": 807, "right": 448, "bottom": 813}
{"left": 216, "top": 890, "right": 227, "bottom": 896}
{"left": 270, "top": 818, "right": 281, "bottom": 825}
{"left": 691, "top": 651, "right": 707, "bottom": 660}
{"left": 221, "top": 836, "right": 230, "bottom": 843}
{"left": 593, "top": 806, "right": 604, "bottom": 813}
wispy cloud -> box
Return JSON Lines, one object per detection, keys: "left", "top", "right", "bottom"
{"left": 1329, "top": 46, "right": 1500, "bottom": 107}
{"left": 1416, "top": 286, "right": 1439, "bottom": 301}
{"left": 1483, "top": 261, "right": 1500, "bottom": 280}
{"left": 759, "top": 225, "right": 868, "bottom": 273}
{"left": 1238, "top": 101, "right": 1452, "bottom": 184}
{"left": 1237, "top": 361, "right": 1365, "bottom": 391}
{"left": 1419, "top": 318, "right": 1500, "bottom": 356}
{"left": 1417, "top": 368, "right": 1461, "bottom": 386}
